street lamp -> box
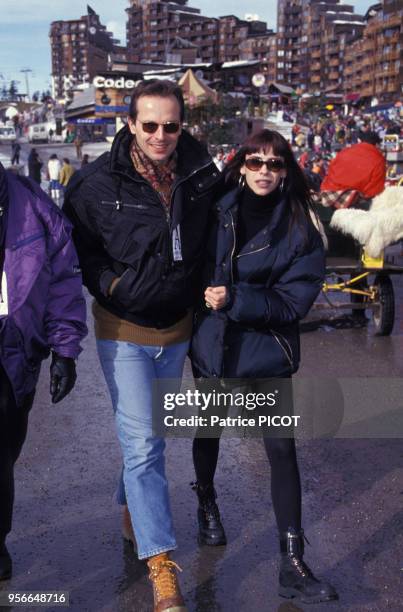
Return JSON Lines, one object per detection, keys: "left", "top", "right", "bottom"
{"left": 20, "top": 68, "right": 32, "bottom": 101}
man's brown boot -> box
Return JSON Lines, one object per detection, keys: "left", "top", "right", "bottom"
{"left": 147, "top": 552, "right": 187, "bottom": 612}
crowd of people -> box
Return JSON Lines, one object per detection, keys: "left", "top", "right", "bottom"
{"left": 25, "top": 149, "right": 89, "bottom": 204}
{"left": 212, "top": 106, "right": 401, "bottom": 200}
{"left": 1, "top": 84, "right": 401, "bottom": 611}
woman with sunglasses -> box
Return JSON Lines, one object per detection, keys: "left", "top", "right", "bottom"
{"left": 190, "top": 129, "right": 338, "bottom": 604}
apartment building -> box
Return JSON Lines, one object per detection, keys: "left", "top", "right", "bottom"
{"left": 126, "top": 1, "right": 270, "bottom": 64}
{"left": 276, "top": 0, "right": 364, "bottom": 93}
{"left": 369, "top": 0, "right": 402, "bottom": 102}
{"left": 126, "top": 0, "right": 216, "bottom": 63}
{"left": 217, "top": 16, "right": 268, "bottom": 63}
{"left": 50, "top": 5, "right": 118, "bottom": 100}
{"left": 343, "top": 1, "right": 403, "bottom": 103}
{"left": 239, "top": 33, "right": 277, "bottom": 83}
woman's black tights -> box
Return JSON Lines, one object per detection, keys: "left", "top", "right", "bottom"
{"left": 192, "top": 436, "right": 301, "bottom": 533}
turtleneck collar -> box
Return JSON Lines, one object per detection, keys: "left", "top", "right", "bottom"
{"left": 240, "top": 183, "right": 282, "bottom": 215}
{"left": 235, "top": 183, "right": 284, "bottom": 255}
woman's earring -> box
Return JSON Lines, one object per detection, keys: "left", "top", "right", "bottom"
{"left": 279, "top": 177, "right": 285, "bottom": 193}
{"left": 238, "top": 175, "right": 245, "bottom": 188}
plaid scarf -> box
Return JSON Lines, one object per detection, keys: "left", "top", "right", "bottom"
{"left": 130, "top": 137, "right": 177, "bottom": 209}
{"left": 313, "top": 189, "right": 360, "bottom": 209}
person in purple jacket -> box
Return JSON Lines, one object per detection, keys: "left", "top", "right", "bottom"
{"left": 0, "top": 162, "right": 87, "bottom": 581}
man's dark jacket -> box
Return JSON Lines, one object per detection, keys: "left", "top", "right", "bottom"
{"left": 63, "top": 126, "right": 222, "bottom": 328}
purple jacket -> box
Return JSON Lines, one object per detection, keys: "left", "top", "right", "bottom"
{"left": 0, "top": 171, "right": 87, "bottom": 406}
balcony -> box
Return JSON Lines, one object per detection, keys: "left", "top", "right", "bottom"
{"left": 361, "top": 86, "right": 374, "bottom": 97}
{"left": 380, "top": 33, "right": 400, "bottom": 44}
{"left": 383, "top": 14, "right": 402, "bottom": 28}
{"left": 383, "top": 50, "right": 400, "bottom": 61}
{"left": 378, "top": 67, "right": 398, "bottom": 77}
{"left": 363, "top": 41, "right": 374, "bottom": 52}
{"left": 387, "top": 83, "right": 398, "bottom": 93}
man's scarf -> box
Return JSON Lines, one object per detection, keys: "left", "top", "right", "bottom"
{"left": 130, "top": 137, "right": 176, "bottom": 210}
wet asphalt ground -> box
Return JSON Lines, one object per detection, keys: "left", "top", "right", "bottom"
{"left": 0, "top": 144, "right": 402, "bottom": 610}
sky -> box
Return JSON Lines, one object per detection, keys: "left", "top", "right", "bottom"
{"left": 0, "top": 0, "right": 375, "bottom": 95}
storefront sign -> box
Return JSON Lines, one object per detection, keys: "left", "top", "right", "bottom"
{"left": 94, "top": 105, "right": 129, "bottom": 113}
{"left": 93, "top": 76, "right": 141, "bottom": 89}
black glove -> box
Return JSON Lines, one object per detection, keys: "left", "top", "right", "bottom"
{"left": 49, "top": 353, "right": 77, "bottom": 404}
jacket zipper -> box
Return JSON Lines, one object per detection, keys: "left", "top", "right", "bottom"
{"left": 114, "top": 159, "right": 214, "bottom": 225}
{"left": 229, "top": 211, "right": 236, "bottom": 285}
{"left": 166, "top": 160, "right": 214, "bottom": 261}
{"left": 100, "top": 200, "right": 149, "bottom": 210}
{"left": 12, "top": 232, "right": 45, "bottom": 250}
{"left": 237, "top": 242, "right": 271, "bottom": 258}
{"left": 269, "top": 329, "right": 294, "bottom": 367}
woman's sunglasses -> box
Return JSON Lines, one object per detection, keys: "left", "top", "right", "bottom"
{"left": 138, "top": 121, "right": 181, "bottom": 134}
{"left": 244, "top": 157, "right": 286, "bottom": 172}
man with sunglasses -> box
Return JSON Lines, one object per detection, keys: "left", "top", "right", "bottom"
{"left": 63, "top": 79, "right": 221, "bottom": 612}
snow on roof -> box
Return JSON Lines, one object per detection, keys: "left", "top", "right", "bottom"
{"left": 333, "top": 20, "right": 365, "bottom": 25}
{"left": 67, "top": 85, "right": 95, "bottom": 111}
{"left": 143, "top": 68, "right": 182, "bottom": 75}
{"left": 143, "top": 74, "right": 177, "bottom": 81}
{"left": 326, "top": 11, "right": 359, "bottom": 16}
{"left": 221, "top": 60, "right": 260, "bottom": 68}
{"left": 172, "top": 9, "right": 206, "bottom": 16}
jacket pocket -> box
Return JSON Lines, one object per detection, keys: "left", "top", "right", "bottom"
{"left": 109, "top": 268, "right": 131, "bottom": 297}
{"left": 109, "top": 256, "right": 165, "bottom": 312}
{"left": 268, "top": 329, "right": 294, "bottom": 368}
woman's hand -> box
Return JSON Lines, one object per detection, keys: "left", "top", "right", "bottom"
{"left": 205, "top": 286, "right": 227, "bottom": 310}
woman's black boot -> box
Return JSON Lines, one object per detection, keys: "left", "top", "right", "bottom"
{"left": 191, "top": 482, "right": 226, "bottom": 546}
{"left": 279, "top": 528, "right": 338, "bottom": 604}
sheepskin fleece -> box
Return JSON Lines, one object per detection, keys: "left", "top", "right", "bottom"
{"left": 330, "top": 187, "right": 403, "bottom": 257}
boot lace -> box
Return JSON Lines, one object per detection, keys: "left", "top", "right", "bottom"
{"left": 148, "top": 558, "right": 182, "bottom": 602}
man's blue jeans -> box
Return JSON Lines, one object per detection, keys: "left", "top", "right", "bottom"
{"left": 97, "top": 339, "right": 189, "bottom": 560}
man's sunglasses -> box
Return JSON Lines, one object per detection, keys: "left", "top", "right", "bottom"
{"left": 244, "top": 157, "right": 286, "bottom": 172}
{"left": 138, "top": 120, "right": 181, "bottom": 134}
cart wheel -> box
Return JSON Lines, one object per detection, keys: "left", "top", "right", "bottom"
{"left": 373, "top": 275, "right": 395, "bottom": 336}
{"left": 350, "top": 276, "right": 368, "bottom": 320}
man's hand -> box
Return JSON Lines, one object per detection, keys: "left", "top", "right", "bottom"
{"left": 204, "top": 286, "right": 227, "bottom": 310}
{"left": 50, "top": 353, "right": 77, "bottom": 404}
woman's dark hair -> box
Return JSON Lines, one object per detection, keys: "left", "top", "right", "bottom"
{"left": 225, "top": 129, "right": 315, "bottom": 238}
{"left": 129, "top": 79, "right": 185, "bottom": 122}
